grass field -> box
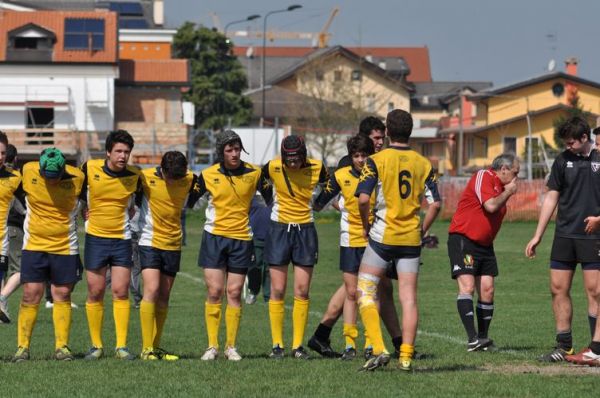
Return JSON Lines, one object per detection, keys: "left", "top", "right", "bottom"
{"left": 1, "top": 213, "right": 599, "bottom": 397}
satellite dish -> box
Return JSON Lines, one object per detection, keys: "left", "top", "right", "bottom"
{"left": 548, "top": 59, "right": 556, "bottom": 72}
{"left": 246, "top": 46, "right": 254, "bottom": 58}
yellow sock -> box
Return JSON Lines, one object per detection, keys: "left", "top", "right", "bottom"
{"left": 400, "top": 343, "right": 414, "bottom": 361}
{"left": 343, "top": 323, "right": 358, "bottom": 349}
{"left": 225, "top": 305, "right": 242, "bottom": 348}
{"left": 268, "top": 300, "right": 285, "bottom": 348}
{"left": 292, "top": 297, "right": 310, "bottom": 349}
{"left": 205, "top": 302, "right": 222, "bottom": 349}
{"left": 359, "top": 303, "right": 386, "bottom": 355}
{"left": 139, "top": 300, "right": 155, "bottom": 349}
{"left": 113, "top": 298, "right": 130, "bottom": 348}
{"left": 364, "top": 331, "right": 372, "bottom": 349}
{"left": 17, "top": 302, "right": 39, "bottom": 348}
{"left": 153, "top": 305, "right": 168, "bottom": 348}
{"left": 53, "top": 301, "right": 72, "bottom": 349}
{"left": 85, "top": 301, "right": 104, "bottom": 348}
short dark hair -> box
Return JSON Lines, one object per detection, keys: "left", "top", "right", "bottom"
{"left": 0, "top": 131, "right": 8, "bottom": 146}
{"left": 358, "top": 116, "right": 385, "bottom": 137}
{"left": 5, "top": 144, "right": 17, "bottom": 163}
{"left": 386, "top": 109, "right": 413, "bottom": 143}
{"left": 593, "top": 126, "right": 600, "bottom": 138}
{"left": 106, "top": 129, "right": 134, "bottom": 152}
{"left": 558, "top": 116, "right": 590, "bottom": 141}
{"left": 161, "top": 151, "right": 188, "bottom": 179}
{"left": 347, "top": 134, "right": 375, "bottom": 157}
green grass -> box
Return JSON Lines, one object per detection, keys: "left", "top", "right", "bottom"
{"left": 1, "top": 215, "right": 599, "bottom": 397}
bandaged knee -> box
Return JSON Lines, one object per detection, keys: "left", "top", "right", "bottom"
{"left": 357, "top": 273, "right": 380, "bottom": 309}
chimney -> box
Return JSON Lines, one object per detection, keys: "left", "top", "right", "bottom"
{"left": 153, "top": 0, "right": 164, "bottom": 26}
{"left": 565, "top": 57, "right": 578, "bottom": 76}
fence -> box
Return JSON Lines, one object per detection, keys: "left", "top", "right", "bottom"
{"left": 438, "top": 178, "right": 546, "bottom": 221}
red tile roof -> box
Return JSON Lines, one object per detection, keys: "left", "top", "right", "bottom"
{"left": 118, "top": 59, "right": 189, "bottom": 85}
{"left": 0, "top": 10, "right": 118, "bottom": 63}
{"left": 232, "top": 45, "right": 432, "bottom": 82}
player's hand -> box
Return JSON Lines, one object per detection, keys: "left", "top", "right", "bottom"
{"left": 584, "top": 216, "right": 600, "bottom": 234}
{"left": 505, "top": 177, "right": 518, "bottom": 195}
{"left": 362, "top": 226, "right": 370, "bottom": 240}
{"left": 525, "top": 237, "right": 540, "bottom": 258}
{"left": 81, "top": 207, "right": 89, "bottom": 221}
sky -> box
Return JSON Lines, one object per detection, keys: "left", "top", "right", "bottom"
{"left": 164, "top": 0, "right": 600, "bottom": 87}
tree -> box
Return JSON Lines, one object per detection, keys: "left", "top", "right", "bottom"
{"left": 553, "top": 91, "right": 593, "bottom": 148}
{"left": 173, "top": 23, "right": 252, "bottom": 130}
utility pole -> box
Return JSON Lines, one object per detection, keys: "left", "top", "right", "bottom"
{"left": 457, "top": 92, "right": 464, "bottom": 175}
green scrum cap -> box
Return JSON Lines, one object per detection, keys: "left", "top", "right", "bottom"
{"left": 39, "top": 147, "right": 66, "bottom": 179}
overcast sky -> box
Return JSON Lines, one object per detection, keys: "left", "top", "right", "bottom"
{"left": 165, "top": 0, "right": 599, "bottom": 86}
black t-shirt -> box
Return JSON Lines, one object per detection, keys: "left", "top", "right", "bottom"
{"left": 547, "top": 148, "right": 600, "bottom": 238}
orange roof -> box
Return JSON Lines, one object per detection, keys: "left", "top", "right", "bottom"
{"left": 232, "top": 45, "right": 432, "bottom": 82}
{"left": 0, "top": 10, "right": 118, "bottom": 63}
{"left": 118, "top": 59, "right": 189, "bottom": 85}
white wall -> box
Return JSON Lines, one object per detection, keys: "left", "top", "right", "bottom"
{"left": 0, "top": 64, "right": 118, "bottom": 131}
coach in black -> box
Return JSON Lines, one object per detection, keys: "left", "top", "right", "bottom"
{"left": 525, "top": 116, "right": 600, "bottom": 362}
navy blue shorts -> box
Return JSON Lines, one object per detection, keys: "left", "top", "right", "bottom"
{"left": 447, "top": 233, "right": 498, "bottom": 279}
{"left": 0, "top": 255, "right": 7, "bottom": 272}
{"left": 264, "top": 221, "right": 318, "bottom": 267}
{"left": 139, "top": 246, "right": 181, "bottom": 277}
{"left": 339, "top": 246, "right": 364, "bottom": 273}
{"left": 84, "top": 234, "right": 133, "bottom": 270}
{"left": 550, "top": 236, "right": 600, "bottom": 270}
{"left": 21, "top": 250, "right": 82, "bottom": 285}
{"left": 198, "top": 231, "right": 253, "bottom": 274}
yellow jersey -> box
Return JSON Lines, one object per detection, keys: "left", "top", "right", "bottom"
{"left": 198, "top": 162, "right": 262, "bottom": 241}
{"left": 315, "top": 165, "right": 374, "bottom": 248}
{"left": 81, "top": 159, "right": 140, "bottom": 239}
{"left": 138, "top": 167, "right": 198, "bottom": 251}
{"left": 356, "top": 147, "right": 441, "bottom": 246}
{"left": 0, "top": 167, "right": 22, "bottom": 255}
{"left": 21, "top": 162, "right": 84, "bottom": 254}
{"left": 262, "top": 158, "right": 328, "bottom": 224}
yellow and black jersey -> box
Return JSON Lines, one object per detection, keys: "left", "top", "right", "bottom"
{"left": 81, "top": 159, "right": 140, "bottom": 240}
{"left": 0, "top": 167, "right": 22, "bottom": 255}
{"left": 198, "top": 162, "right": 263, "bottom": 241}
{"left": 315, "top": 165, "right": 374, "bottom": 248}
{"left": 356, "top": 147, "right": 441, "bottom": 247}
{"left": 262, "top": 158, "right": 328, "bottom": 224}
{"left": 20, "top": 162, "right": 84, "bottom": 255}
{"left": 138, "top": 167, "right": 199, "bottom": 251}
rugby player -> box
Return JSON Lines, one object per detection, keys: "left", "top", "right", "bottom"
{"left": 137, "top": 151, "right": 199, "bottom": 360}
{"left": 82, "top": 130, "right": 141, "bottom": 360}
{"left": 526, "top": 116, "right": 600, "bottom": 362}
{"left": 198, "top": 130, "right": 269, "bottom": 361}
{"left": 355, "top": 109, "right": 441, "bottom": 371}
{"left": 263, "top": 134, "right": 329, "bottom": 359}
{"left": 448, "top": 153, "right": 519, "bottom": 351}
{"left": 12, "top": 148, "right": 84, "bottom": 361}
{"left": 311, "top": 135, "right": 375, "bottom": 360}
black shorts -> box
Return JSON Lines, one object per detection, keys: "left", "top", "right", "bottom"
{"left": 0, "top": 255, "right": 7, "bottom": 272}
{"left": 21, "top": 250, "right": 82, "bottom": 285}
{"left": 139, "top": 246, "right": 181, "bottom": 277}
{"left": 198, "top": 231, "right": 253, "bottom": 274}
{"left": 550, "top": 236, "right": 600, "bottom": 270}
{"left": 447, "top": 233, "right": 498, "bottom": 279}
{"left": 339, "top": 246, "right": 365, "bottom": 273}
{"left": 265, "top": 221, "right": 318, "bottom": 267}
{"left": 84, "top": 234, "right": 133, "bottom": 270}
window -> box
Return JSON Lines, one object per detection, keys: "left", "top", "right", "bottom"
{"left": 26, "top": 107, "right": 54, "bottom": 128}
{"left": 366, "top": 93, "right": 376, "bottom": 113}
{"left": 503, "top": 137, "right": 517, "bottom": 154}
{"left": 334, "top": 70, "right": 342, "bottom": 82}
{"left": 315, "top": 69, "right": 324, "bottom": 81}
{"left": 351, "top": 70, "right": 362, "bottom": 81}
{"left": 14, "top": 37, "right": 39, "bottom": 49}
{"left": 64, "top": 18, "right": 105, "bottom": 50}
{"left": 421, "top": 142, "right": 433, "bottom": 157}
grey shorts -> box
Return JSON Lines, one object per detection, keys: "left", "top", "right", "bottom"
{"left": 7, "top": 226, "right": 23, "bottom": 277}
{"left": 362, "top": 239, "right": 421, "bottom": 274}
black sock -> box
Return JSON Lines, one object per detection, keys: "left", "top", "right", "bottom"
{"left": 314, "top": 323, "right": 332, "bottom": 341}
{"left": 392, "top": 336, "right": 402, "bottom": 351}
{"left": 476, "top": 300, "right": 494, "bottom": 339}
{"left": 556, "top": 331, "right": 572, "bottom": 350}
{"left": 589, "top": 314, "right": 597, "bottom": 339}
{"left": 590, "top": 341, "right": 600, "bottom": 355}
{"left": 457, "top": 294, "right": 477, "bottom": 341}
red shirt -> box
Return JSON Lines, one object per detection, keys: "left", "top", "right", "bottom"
{"left": 449, "top": 168, "right": 506, "bottom": 246}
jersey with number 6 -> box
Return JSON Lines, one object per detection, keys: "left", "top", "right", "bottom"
{"left": 355, "top": 147, "right": 441, "bottom": 246}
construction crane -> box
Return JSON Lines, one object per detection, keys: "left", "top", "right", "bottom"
{"left": 211, "top": 7, "right": 339, "bottom": 48}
